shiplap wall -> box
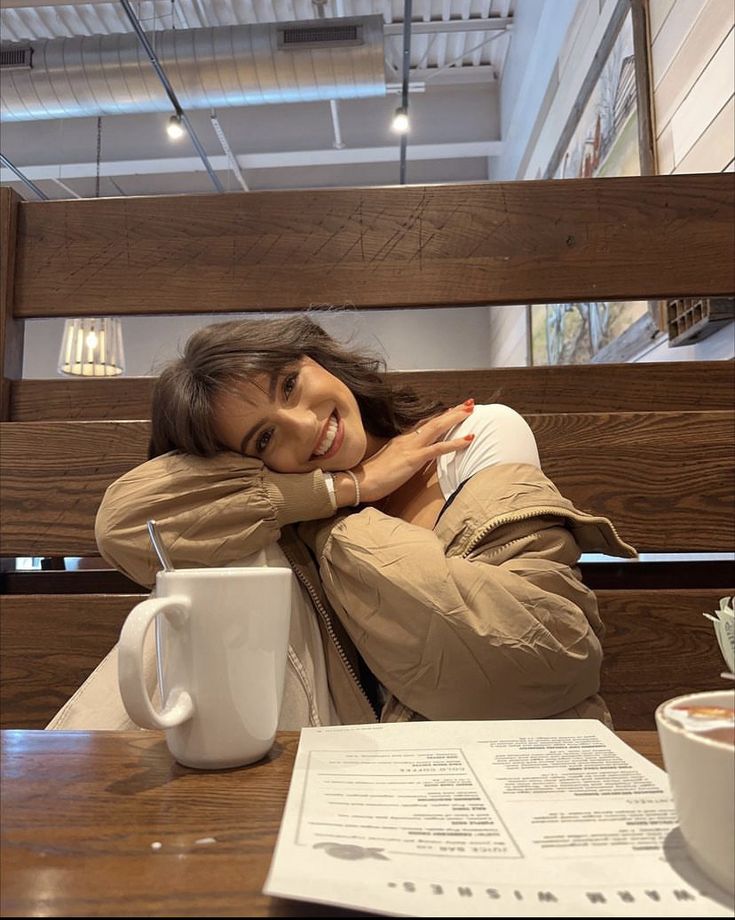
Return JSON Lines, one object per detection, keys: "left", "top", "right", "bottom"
{"left": 651, "top": 0, "right": 734, "bottom": 174}
{"left": 636, "top": 0, "right": 735, "bottom": 362}
{"left": 489, "top": 0, "right": 735, "bottom": 368}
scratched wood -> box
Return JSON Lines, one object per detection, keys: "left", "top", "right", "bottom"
{"left": 0, "top": 594, "right": 140, "bottom": 729}
{"left": 9, "top": 361, "right": 735, "bottom": 420}
{"left": 11, "top": 174, "right": 734, "bottom": 317}
{"left": 1, "top": 411, "right": 732, "bottom": 556}
{"left": 598, "top": 590, "right": 733, "bottom": 731}
{"left": 0, "top": 728, "right": 666, "bottom": 916}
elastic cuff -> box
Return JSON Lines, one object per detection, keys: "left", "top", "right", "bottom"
{"left": 265, "top": 468, "right": 335, "bottom": 527}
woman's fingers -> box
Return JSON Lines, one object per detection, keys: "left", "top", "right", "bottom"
{"left": 414, "top": 400, "right": 474, "bottom": 443}
{"left": 428, "top": 433, "right": 474, "bottom": 457}
{"left": 357, "top": 400, "right": 476, "bottom": 502}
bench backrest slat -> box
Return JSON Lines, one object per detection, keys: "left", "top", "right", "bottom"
{"left": 12, "top": 174, "right": 734, "bottom": 316}
{"left": 2, "top": 408, "right": 733, "bottom": 556}
{"left": 9, "top": 361, "right": 735, "bottom": 420}
{"left": 1, "top": 589, "right": 726, "bottom": 731}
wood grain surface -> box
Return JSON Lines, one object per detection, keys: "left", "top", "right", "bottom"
{"left": 0, "top": 594, "right": 142, "bottom": 729}
{"left": 2, "top": 410, "right": 732, "bottom": 556}
{"left": 0, "top": 729, "right": 664, "bottom": 917}
{"left": 9, "top": 361, "right": 735, "bottom": 421}
{"left": 11, "top": 174, "right": 734, "bottom": 317}
{"left": 598, "top": 590, "right": 733, "bottom": 730}
{"left": 2, "top": 589, "right": 730, "bottom": 732}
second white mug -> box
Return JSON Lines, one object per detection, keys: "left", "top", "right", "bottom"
{"left": 655, "top": 689, "right": 735, "bottom": 894}
{"left": 118, "top": 566, "right": 293, "bottom": 770}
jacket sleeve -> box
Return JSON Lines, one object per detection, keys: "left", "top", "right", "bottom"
{"left": 95, "top": 450, "right": 335, "bottom": 588}
{"left": 299, "top": 508, "right": 604, "bottom": 721}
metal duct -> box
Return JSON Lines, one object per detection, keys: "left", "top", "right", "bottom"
{"left": 0, "top": 15, "right": 386, "bottom": 122}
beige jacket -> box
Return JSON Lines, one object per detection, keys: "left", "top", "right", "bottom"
{"left": 82, "top": 453, "right": 636, "bottom": 731}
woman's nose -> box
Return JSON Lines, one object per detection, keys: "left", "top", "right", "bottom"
{"left": 280, "top": 406, "right": 317, "bottom": 442}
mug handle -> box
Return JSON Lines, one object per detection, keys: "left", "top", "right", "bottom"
{"left": 118, "top": 595, "right": 195, "bottom": 730}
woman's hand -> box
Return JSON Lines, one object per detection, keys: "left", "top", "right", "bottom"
{"left": 334, "top": 400, "right": 475, "bottom": 506}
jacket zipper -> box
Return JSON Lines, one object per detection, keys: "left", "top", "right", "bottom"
{"left": 281, "top": 545, "right": 376, "bottom": 716}
{"left": 459, "top": 506, "right": 629, "bottom": 559}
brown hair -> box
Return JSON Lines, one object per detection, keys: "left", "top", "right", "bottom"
{"left": 149, "top": 315, "right": 445, "bottom": 459}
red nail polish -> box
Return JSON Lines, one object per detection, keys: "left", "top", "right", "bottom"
{"left": 464, "top": 398, "right": 474, "bottom": 406}
{"left": 464, "top": 433, "right": 475, "bottom": 441}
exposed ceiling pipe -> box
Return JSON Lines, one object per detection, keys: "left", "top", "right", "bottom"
{"left": 0, "top": 16, "right": 386, "bottom": 121}
{"left": 383, "top": 18, "right": 512, "bottom": 35}
{"left": 119, "top": 0, "right": 223, "bottom": 193}
{"left": 209, "top": 111, "right": 249, "bottom": 192}
{"left": 0, "top": 141, "right": 503, "bottom": 185}
{"left": 329, "top": 100, "right": 346, "bottom": 150}
{"left": 425, "top": 30, "right": 507, "bottom": 83}
{"left": 0, "top": 152, "right": 48, "bottom": 199}
{"left": 50, "top": 177, "right": 82, "bottom": 198}
{"left": 399, "top": 0, "right": 413, "bottom": 186}
{"left": 312, "top": 1, "right": 346, "bottom": 153}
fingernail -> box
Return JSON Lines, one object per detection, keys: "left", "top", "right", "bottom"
{"left": 464, "top": 398, "right": 474, "bottom": 406}
{"left": 464, "top": 434, "right": 475, "bottom": 441}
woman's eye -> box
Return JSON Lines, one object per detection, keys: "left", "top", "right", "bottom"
{"left": 255, "top": 429, "right": 273, "bottom": 454}
{"left": 283, "top": 372, "right": 298, "bottom": 399}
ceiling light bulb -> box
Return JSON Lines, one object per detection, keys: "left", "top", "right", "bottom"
{"left": 391, "top": 108, "right": 409, "bottom": 134}
{"left": 167, "top": 115, "right": 184, "bottom": 140}
{"left": 85, "top": 332, "right": 98, "bottom": 349}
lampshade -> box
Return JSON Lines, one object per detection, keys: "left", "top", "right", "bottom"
{"left": 58, "top": 318, "right": 126, "bottom": 377}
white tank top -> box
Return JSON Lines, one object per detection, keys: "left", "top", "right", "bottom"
{"left": 436, "top": 403, "right": 541, "bottom": 501}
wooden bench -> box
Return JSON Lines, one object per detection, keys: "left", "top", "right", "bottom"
{"left": 1, "top": 174, "right": 733, "bottom": 731}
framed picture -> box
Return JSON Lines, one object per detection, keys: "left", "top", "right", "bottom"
{"left": 529, "top": 0, "right": 660, "bottom": 366}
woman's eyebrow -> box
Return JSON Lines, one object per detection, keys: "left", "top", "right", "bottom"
{"left": 237, "top": 371, "right": 281, "bottom": 455}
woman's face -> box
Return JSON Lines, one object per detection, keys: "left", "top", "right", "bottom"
{"left": 212, "top": 357, "right": 373, "bottom": 473}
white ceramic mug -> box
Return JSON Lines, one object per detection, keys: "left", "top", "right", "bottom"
{"left": 118, "top": 567, "right": 293, "bottom": 770}
{"left": 655, "top": 689, "right": 735, "bottom": 894}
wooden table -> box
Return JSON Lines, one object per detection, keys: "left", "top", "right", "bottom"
{"left": 1, "top": 729, "right": 663, "bottom": 917}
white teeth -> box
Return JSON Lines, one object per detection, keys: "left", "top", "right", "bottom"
{"left": 314, "top": 415, "right": 338, "bottom": 457}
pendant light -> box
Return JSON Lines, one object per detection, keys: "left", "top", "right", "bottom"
{"left": 58, "top": 117, "right": 126, "bottom": 377}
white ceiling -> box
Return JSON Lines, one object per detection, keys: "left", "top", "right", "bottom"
{"left": 0, "top": 0, "right": 514, "bottom": 197}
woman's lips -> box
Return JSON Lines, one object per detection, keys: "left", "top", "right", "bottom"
{"left": 313, "top": 412, "right": 344, "bottom": 461}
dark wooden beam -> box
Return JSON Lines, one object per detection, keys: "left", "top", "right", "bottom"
{"left": 12, "top": 174, "right": 735, "bottom": 317}
{"left": 9, "top": 361, "right": 735, "bottom": 421}
{"left": 2, "top": 410, "right": 733, "bottom": 556}
{"left": 0, "top": 188, "right": 23, "bottom": 422}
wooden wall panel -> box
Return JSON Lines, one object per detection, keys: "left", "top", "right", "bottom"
{"left": 674, "top": 97, "right": 735, "bottom": 175}
{"left": 665, "top": 30, "right": 734, "bottom": 170}
{"left": 2, "top": 411, "right": 733, "bottom": 556}
{"left": 652, "top": 0, "right": 732, "bottom": 131}
{"left": 12, "top": 174, "right": 735, "bottom": 317}
{"left": 0, "top": 594, "right": 143, "bottom": 729}
{"left": 598, "top": 589, "right": 732, "bottom": 730}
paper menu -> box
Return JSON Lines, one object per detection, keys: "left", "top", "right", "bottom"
{"left": 263, "top": 720, "right": 734, "bottom": 917}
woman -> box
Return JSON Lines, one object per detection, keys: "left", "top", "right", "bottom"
{"left": 53, "top": 316, "right": 637, "bottom": 732}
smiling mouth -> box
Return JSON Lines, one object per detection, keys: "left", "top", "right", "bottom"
{"left": 312, "top": 411, "right": 341, "bottom": 459}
